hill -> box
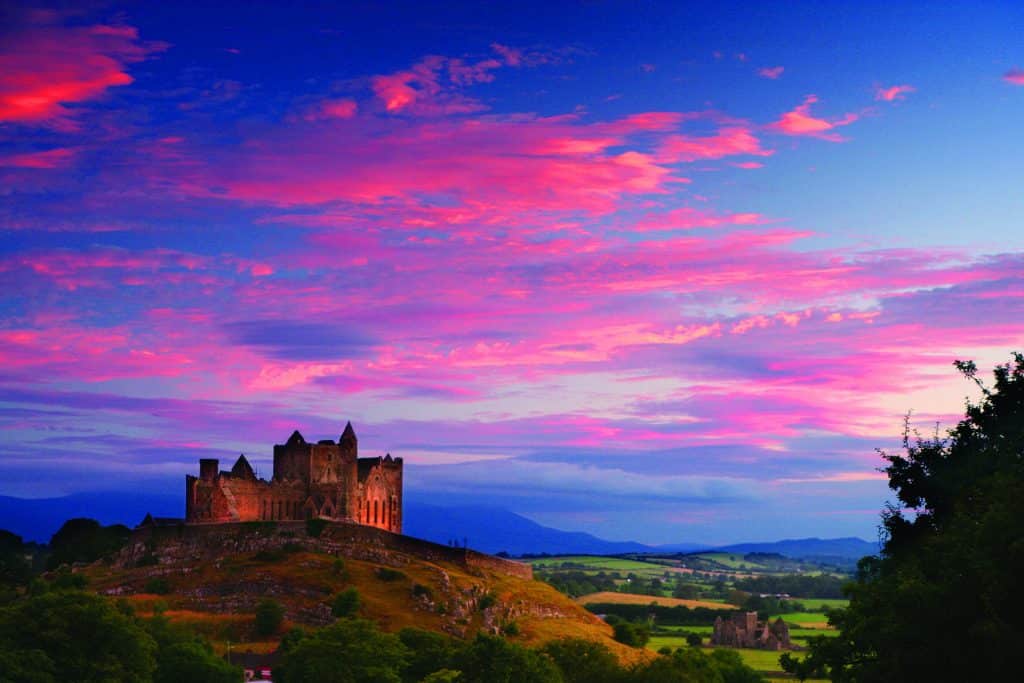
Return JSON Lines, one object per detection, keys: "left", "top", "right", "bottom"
{"left": 83, "top": 519, "right": 650, "bottom": 665}
{"left": 708, "top": 537, "right": 878, "bottom": 560}
{"left": 404, "top": 501, "right": 669, "bottom": 556}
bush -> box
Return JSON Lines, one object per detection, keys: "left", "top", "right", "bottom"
{"left": 46, "top": 518, "right": 131, "bottom": 570}
{"left": 145, "top": 577, "right": 171, "bottom": 595}
{"left": 254, "top": 548, "right": 285, "bottom": 562}
{"left": 412, "top": 583, "right": 433, "bottom": 599}
{"left": 375, "top": 567, "right": 406, "bottom": 582}
{"left": 686, "top": 632, "right": 702, "bottom": 647}
{"left": 612, "top": 620, "right": 650, "bottom": 648}
{"left": 275, "top": 618, "right": 409, "bottom": 683}
{"left": 477, "top": 593, "right": 496, "bottom": 610}
{"left": 254, "top": 599, "right": 285, "bottom": 636}
{"left": 136, "top": 553, "right": 159, "bottom": 567}
{"left": 502, "top": 620, "right": 520, "bottom": 636}
{"left": 306, "top": 518, "right": 329, "bottom": 538}
{"left": 331, "top": 588, "right": 360, "bottom": 618}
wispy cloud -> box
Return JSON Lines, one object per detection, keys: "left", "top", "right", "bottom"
{"left": 767, "top": 95, "right": 859, "bottom": 141}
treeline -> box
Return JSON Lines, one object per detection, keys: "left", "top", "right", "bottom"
{"left": 0, "top": 580, "right": 238, "bottom": 682}
{"left": 272, "top": 616, "right": 764, "bottom": 683}
{"left": 732, "top": 573, "right": 846, "bottom": 599}
{"left": 585, "top": 602, "right": 727, "bottom": 626}
{"left": 535, "top": 569, "right": 618, "bottom": 597}
{"left": 0, "top": 583, "right": 768, "bottom": 683}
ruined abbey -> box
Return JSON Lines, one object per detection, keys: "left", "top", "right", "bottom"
{"left": 711, "top": 611, "right": 792, "bottom": 650}
{"left": 185, "top": 422, "right": 403, "bottom": 533}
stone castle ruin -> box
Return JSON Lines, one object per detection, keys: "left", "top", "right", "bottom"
{"left": 711, "top": 611, "right": 791, "bottom": 650}
{"left": 185, "top": 422, "right": 402, "bottom": 533}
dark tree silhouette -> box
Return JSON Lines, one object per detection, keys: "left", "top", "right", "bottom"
{"left": 791, "top": 354, "right": 1024, "bottom": 681}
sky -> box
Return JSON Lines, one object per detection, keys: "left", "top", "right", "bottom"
{"left": 2, "top": 0, "right": 1023, "bottom": 544}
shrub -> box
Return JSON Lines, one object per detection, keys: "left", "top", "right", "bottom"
{"left": 331, "top": 588, "right": 360, "bottom": 618}
{"left": 254, "top": 548, "right": 285, "bottom": 562}
{"left": 477, "top": 593, "right": 496, "bottom": 610}
{"left": 542, "top": 637, "right": 621, "bottom": 683}
{"left": 254, "top": 599, "right": 285, "bottom": 636}
{"left": 136, "top": 554, "right": 159, "bottom": 567}
{"left": 612, "top": 620, "right": 650, "bottom": 648}
{"left": 412, "top": 583, "right": 433, "bottom": 599}
{"left": 375, "top": 567, "right": 406, "bottom": 582}
{"left": 306, "top": 518, "right": 329, "bottom": 538}
{"left": 502, "top": 620, "right": 520, "bottom": 636}
{"left": 145, "top": 577, "right": 171, "bottom": 595}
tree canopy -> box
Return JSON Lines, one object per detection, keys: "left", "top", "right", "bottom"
{"left": 793, "top": 354, "right": 1024, "bottom": 681}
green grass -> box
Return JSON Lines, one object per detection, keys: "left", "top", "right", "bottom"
{"left": 531, "top": 555, "right": 689, "bottom": 582}
{"left": 796, "top": 598, "right": 848, "bottom": 610}
{"left": 687, "top": 553, "right": 772, "bottom": 570}
{"left": 769, "top": 611, "right": 832, "bottom": 627}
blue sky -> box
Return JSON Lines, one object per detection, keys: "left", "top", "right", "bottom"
{"left": 1, "top": 0, "right": 1023, "bottom": 543}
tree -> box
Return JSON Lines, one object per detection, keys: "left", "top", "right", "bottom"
{"left": 46, "top": 518, "right": 131, "bottom": 569}
{"left": 0, "top": 590, "right": 157, "bottom": 682}
{"left": 794, "top": 355, "right": 1024, "bottom": 681}
{"left": 398, "top": 628, "right": 462, "bottom": 683}
{"left": 612, "top": 620, "right": 650, "bottom": 648}
{"left": 331, "top": 587, "right": 360, "bottom": 618}
{"left": 145, "top": 615, "right": 240, "bottom": 683}
{"left": 453, "top": 633, "right": 563, "bottom": 683}
{"left": 541, "top": 638, "right": 622, "bottom": 683}
{"left": 274, "top": 618, "right": 409, "bottom": 683}
{"left": 254, "top": 598, "right": 285, "bottom": 636}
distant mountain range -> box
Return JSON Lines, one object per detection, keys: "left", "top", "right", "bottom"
{"left": 0, "top": 493, "right": 876, "bottom": 560}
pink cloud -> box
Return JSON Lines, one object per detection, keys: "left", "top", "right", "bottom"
{"left": 371, "top": 54, "right": 493, "bottom": 116}
{"left": 657, "top": 124, "right": 772, "bottom": 162}
{"left": 0, "top": 16, "right": 165, "bottom": 128}
{"left": 305, "top": 98, "right": 358, "bottom": 120}
{"left": 875, "top": 84, "right": 915, "bottom": 101}
{"left": 490, "top": 43, "right": 522, "bottom": 67}
{"left": 630, "top": 207, "right": 767, "bottom": 232}
{"left": 0, "top": 147, "right": 76, "bottom": 168}
{"left": 768, "top": 95, "right": 859, "bottom": 141}
{"left": 758, "top": 66, "right": 784, "bottom": 80}
{"left": 1003, "top": 68, "right": 1024, "bottom": 85}
{"left": 196, "top": 111, "right": 696, "bottom": 215}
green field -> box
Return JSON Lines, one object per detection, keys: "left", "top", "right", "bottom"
{"left": 530, "top": 555, "right": 691, "bottom": 582}
{"left": 688, "top": 552, "right": 768, "bottom": 570}
{"left": 769, "top": 611, "right": 832, "bottom": 626}
{"left": 797, "top": 598, "right": 848, "bottom": 610}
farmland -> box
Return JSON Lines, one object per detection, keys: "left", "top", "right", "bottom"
{"left": 531, "top": 550, "right": 851, "bottom": 679}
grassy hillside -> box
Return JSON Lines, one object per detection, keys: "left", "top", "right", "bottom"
{"left": 83, "top": 524, "right": 650, "bottom": 665}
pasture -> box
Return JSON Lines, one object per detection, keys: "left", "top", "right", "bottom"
{"left": 576, "top": 591, "right": 731, "bottom": 610}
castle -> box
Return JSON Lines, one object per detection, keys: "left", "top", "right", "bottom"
{"left": 185, "top": 422, "right": 402, "bottom": 533}
{"left": 711, "top": 611, "right": 791, "bottom": 650}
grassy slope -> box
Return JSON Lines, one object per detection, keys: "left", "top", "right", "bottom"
{"left": 86, "top": 545, "right": 651, "bottom": 666}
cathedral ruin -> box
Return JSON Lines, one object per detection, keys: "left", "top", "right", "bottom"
{"left": 711, "top": 611, "right": 792, "bottom": 650}
{"left": 185, "top": 422, "right": 402, "bottom": 533}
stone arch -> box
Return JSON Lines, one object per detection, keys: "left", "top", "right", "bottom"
{"left": 302, "top": 497, "right": 319, "bottom": 520}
